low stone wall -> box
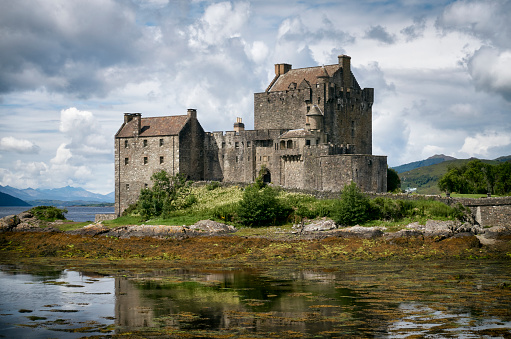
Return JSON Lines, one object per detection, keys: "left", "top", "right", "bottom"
{"left": 95, "top": 213, "right": 117, "bottom": 223}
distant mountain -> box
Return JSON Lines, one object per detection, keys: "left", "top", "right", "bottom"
{"left": 0, "top": 191, "right": 31, "bottom": 207}
{"left": 393, "top": 154, "right": 457, "bottom": 174}
{"left": 399, "top": 157, "right": 504, "bottom": 194}
{"left": 0, "top": 185, "right": 114, "bottom": 204}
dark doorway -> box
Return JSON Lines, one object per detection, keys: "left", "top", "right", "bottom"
{"left": 263, "top": 169, "right": 271, "bottom": 184}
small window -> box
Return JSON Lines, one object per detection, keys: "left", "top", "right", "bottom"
{"left": 159, "top": 139, "right": 164, "bottom": 147}
{"left": 144, "top": 157, "right": 148, "bottom": 165}
{"left": 160, "top": 156, "right": 164, "bottom": 164}
{"left": 124, "top": 140, "right": 128, "bottom": 148}
{"left": 306, "top": 140, "right": 311, "bottom": 146}
{"left": 124, "top": 158, "right": 129, "bottom": 165}
{"left": 235, "top": 142, "right": 239, "bottom": 148}
{"left": 247, "top": 141, "right": 251, "bottom": 147}
{"left": 287, "top": 140, "right": 293, "bottom": 149}
{"left": 143, "top": 139, "right": 148, "bottom": 147}
{"left": 144, "top": 183, "right": 148, "bottom": 189}
{"left": 126, "top": 184, "right": 130, "bottom": 191}
{"left": 236, "top": 156, "right": 239, "bottom": 163}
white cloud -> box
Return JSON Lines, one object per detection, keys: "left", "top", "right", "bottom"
{"left": 0, "top": 136, "right": 40, "bottom": 154}
{"left": 468, "top": 47, "right": 511, "bottom": 101}
{"left": 460, "top": 132, "right": 511, "bottom": 157}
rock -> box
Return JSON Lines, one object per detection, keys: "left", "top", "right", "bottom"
{"left": 188, "top": 220, "right": 237, "bottom": 234}
{"left": 385, "top": 229, "right": 424, "bottom": 241}
{"left": 298, "top": 219, "right": 337, "bottom": 232}
{"left": 338, "top": 226, "right": 384, "bottom": 239}
{"left": 0, "top": 215, "right": 20, "bottom": 232}
{"left": 424, "top": 220, "right": 458, "bottom": 239}
{"left": 104, "top": 225, "right": 188, "bottom": 239}
{"left": 483, "top": 226, "right": 511, "bottom": 240}
{"left": 67, "top": 223, "right": 110, "bottom": 236}
{"left": 17, "top": 211, "right": 33, "bottom": 219}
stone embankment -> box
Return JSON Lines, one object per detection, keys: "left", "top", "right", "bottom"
{"left": 1, "top": 211, "right": 510, "bottom": 245}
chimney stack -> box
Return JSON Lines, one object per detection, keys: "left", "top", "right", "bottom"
{"left": 275, "top": 63, "right": 292, "bottom": 76}
{"left": 338, "top": 55, "right": 351, "bottom": 89}
{"left": 124, "top": 113, "right": 142, "bottom": 137}
{"left": 234, "top": 117, "right": 245, "bottom": 134}
{"left": 187, "top": 108, "right": 197, "bottom": 119}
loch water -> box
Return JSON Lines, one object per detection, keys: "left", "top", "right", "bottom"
{"left": 1, "top": 261, "right": 510, "bottom": 338}
{"left": 0, "top": 206, "right": 114, "bottom": 222}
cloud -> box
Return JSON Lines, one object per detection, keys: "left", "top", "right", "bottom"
{"left": 467, "top": 47, "right": 511, "bottom": 101}
{"left": 364, "top": 25, "right": 396, "bottom": 44}
{"left": 401, "top": 16, "right": 426, "bottom": 41}
{"left": 0, "top": 136, "right": 40, "bottom": 154}
{"left": 460, "top": 131, "right": 511, "bottom": 157}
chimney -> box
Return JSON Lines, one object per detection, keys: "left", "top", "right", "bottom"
{"left": 234, "top": 117, "right": 245, "bottom": 134}
{"left": 275, "top": 63, "right": 292, "bottom": 76}
{"left": 338, "top": 55, "right": 351, "bottom": 89}
{"left": 124, "top": 113, "right": 141, "bottom": 137}
{"left": 187, "top": 108, "right": 197, "bottom": 119}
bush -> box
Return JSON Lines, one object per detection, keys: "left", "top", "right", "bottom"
{"left": 211, "top": 202, "right": 239, "bottom": 222}
{"left": 206, "top": 181, "right": 221, "bottom": 191}
{"left": 332, "top": 182, "right": 371, "bottom": 226}
{"left": 237, "top": 185, "right": 292, "bottom": 227}
{"left": 30, "top": 206, "right": 67, "bottom": 222}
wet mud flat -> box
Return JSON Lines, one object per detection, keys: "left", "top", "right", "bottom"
{"left": 1, "top": 231, "right": 511, "bottom": 338}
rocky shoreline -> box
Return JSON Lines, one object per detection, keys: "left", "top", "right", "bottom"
{"left": 1, "top": 211, "right": 510, "bottom": 246}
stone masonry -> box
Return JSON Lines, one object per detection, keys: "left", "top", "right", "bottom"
{"left": 115, "top": 55, "right": 387, "bottom": 215}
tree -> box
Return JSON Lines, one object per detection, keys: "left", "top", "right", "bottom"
{"left": 138, "top": 171, "right": 191, "bottom": 219}
{"left": 332, "top": 182, "right": 371, "bottom": 226}
{"left": 387, "top": 167, "right": 401, "bottom": 192}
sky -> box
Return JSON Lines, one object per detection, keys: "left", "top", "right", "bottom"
{"left": 0, "top": 0, "right": 510, "bottom": 194}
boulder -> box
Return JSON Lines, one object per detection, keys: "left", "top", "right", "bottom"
{"left": 104, "top": 225, "right": 188, "bottom": 239}
{"left": 338, "top": 226, "right": 384, "bottom": 239}
{"left": 188, "top": 220, "right": 237, "bottom": 234}
{"left": 385, "top": 229, "right": 424, "bottom": 241}
{"left": 67, "top": 223, "right": 110, "bottom": 236}
{"left": 296, "top": 219, "right": 337, "bottom": 232}
{"left": 483, "top": 226, "right": 511, "bottom": 240}
{"left": 0, "top": 215, "right": 20, "bottom": 232}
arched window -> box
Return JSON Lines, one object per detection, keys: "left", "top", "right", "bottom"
{"left": 287, "top": 140, "right": 293, "bottom": 149}
{"left": 280, "top": 140, "right": 286, "bottom": 149}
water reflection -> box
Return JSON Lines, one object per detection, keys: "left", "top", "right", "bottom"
{"left": 1, "top": 262, "right": 511, "bottom": 338}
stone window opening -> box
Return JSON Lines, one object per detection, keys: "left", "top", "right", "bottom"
{"left": 287, "top": 140, "right": 293, "bottom": 149}
{"left": 247, "top": 141, "right": 251, "bottom": 147}
{"left": 144, "top": 156, "right": 148, "bottom": 165}
{"left": 124, "top": 140, "right": 128, "bottom": 148}
{"left": 222, "top": 142, "right": 226, "bottom": 149}
{"left": 143, "top": 139, "right": 148, "bottom": 147}
{"left": 124, "top": 157, "right": 129, "bottom": 165}
{"left": 306, "top": 139, "right": 311, "bottom": 146}
{"left": 235, "top": 142, "right": 239, "bottom": 148}
{"left": 126, "top": 184, "right": 130, "bottom": 191}
{"left": 351, "top": 121, "right": 355, "bottom": 138}
{"left": 159, "top": 139, "right": 164, "bottom": 146}
{"left": 144, "top": 183, "right": 148, "bottom": 189}
{"left": 280, "top": 140, "right": 286, "bottom": 149}
{"left": 160, "top": 156, "right": 164, "bottom": 164}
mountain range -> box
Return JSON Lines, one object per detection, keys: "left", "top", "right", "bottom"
{"left": 0, "top": 185, "right": 114, "bottom": 206}
{"left": 395, "top": 154, "right": 511, "bottom": 194}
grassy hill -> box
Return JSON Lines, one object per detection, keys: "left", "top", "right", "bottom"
{"left": 393, "top": 154, "right": 456, "bottom": 174}
{"left": 399, "top": 158, "right": 501, "bottom": 194}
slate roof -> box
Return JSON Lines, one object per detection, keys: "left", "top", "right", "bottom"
{"left": 269, "top": 64, "right": 341, "bottom": 92}
{"left": 279, "top": 129, "right": 314, "bottom": 139}
{"left": 116, "top": 115, "right": 189, "bottom": 138}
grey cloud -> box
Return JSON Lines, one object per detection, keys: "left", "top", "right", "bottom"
{"left": 364, "top": 25, "right": 396, "bottom": 44}
{"left": 400, "top": 16, "right": 426, "bottom": 41}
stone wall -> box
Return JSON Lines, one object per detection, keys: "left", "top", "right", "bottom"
{"left": 95, "top": 213, "right": 116, "bottom": 222}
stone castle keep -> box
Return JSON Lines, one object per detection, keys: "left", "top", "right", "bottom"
{"left": 115, "top": 55, "right": 387, "bottom": 215}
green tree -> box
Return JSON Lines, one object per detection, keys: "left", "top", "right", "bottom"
{"left": 387, "top": 167, "right": 401, "bottom": 192}
{"left": 138, "top": 171, "right": 191, "bottom": 220}
{"left": 494, "top": 162, "right": 511, "bottom": 195}
{"left": 332, "top": 182, "right": 371, "bottom": 226}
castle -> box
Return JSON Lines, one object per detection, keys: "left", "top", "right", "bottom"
{"left": 115, "top": 55, "right": 387, "bottom": 215}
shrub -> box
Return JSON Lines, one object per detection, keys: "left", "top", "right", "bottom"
{"left": 332, "top": 182, "right": 371, "bottom": 226}
{"left": 237, "top": 185, "right": 292, "bottom": 227}
{"left": 206, "top": 181, "right": 221, "bottom": 191}
{"left": 30, "top": 206, "right": 67, "bottom": 222}
{"left": 211, "top": 202, "right": 239, "bottom": 222}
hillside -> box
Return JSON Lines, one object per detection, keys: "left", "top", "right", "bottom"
{"left": 0, "top": 185, "right": 114, "bottom": 204}
{"left": 0, "top": 192, "right": 31, "bottom": 207}
{"left": 393, "top": 154, "right": 456, "bottom": 174}
{"left": 399, "top": 158, "right": 502, "bottom": 194}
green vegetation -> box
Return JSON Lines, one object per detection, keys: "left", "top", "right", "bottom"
{"left": 438, "top": 159, "right": 511, "bottom": 195}
{"left": 387, "top": 167, "right": 401, "bottom": 192}
{"left": 29, "top": 206, "right": 68, "bottom": 222}
{"left": 333, "top": 182, "right": 371, "bottom": 226}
